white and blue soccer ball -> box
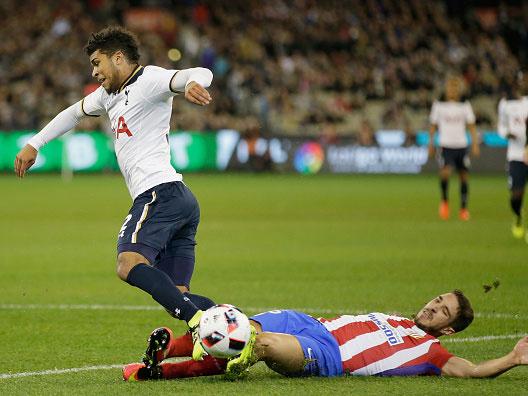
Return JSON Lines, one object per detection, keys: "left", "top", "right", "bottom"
{"left": 198, "top": 304, "right": 251, "bottom": 358}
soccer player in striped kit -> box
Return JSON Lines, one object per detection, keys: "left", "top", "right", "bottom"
{"left": 14, "top": 26, "right": 216, "bottom": 360}
{"left": 429, "top": 77, "right": 479, "bottom": 221}
{"left": 497, "top": 86, "right": 528, "bottom": 241}
{"left": 123, "top": 290, "right": 528, "bottom": 380}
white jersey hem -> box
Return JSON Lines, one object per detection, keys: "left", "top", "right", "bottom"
{"left": 131, "top": 174, "right": 183, "bottom": 200}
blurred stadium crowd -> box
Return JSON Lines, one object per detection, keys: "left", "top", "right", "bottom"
{"left": 1, "top": 0, "right": 527, "bottom": 139}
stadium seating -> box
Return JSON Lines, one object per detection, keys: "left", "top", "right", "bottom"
{"left": 0, "top": 0, "right": 524, "bottom": 137}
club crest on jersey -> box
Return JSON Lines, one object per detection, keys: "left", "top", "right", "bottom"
{"left": 368, "top": 313, "right": 404, "bottom": 346}
{"left": 113, "top": 116, "right": 133, "bottom": 139}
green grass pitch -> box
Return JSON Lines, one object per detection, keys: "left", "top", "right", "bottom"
{"left": 0, "top": 173, "right": 526, "bottom": 395}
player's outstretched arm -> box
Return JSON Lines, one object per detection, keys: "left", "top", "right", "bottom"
{"left": 441, "top": 336, "right": 528, "bottom": 378}
{"left": 14, "top": 101, "right": 85, "bottom": 178}
{"left": 170, "top": 68, "right": 213, "bottom": 106}
{"left": 14, "top": 144, "right": 38, "bottom": 178}
{"left": 428, "top": 124, "right": 437, "bottom": 158}
{"left": 468, "top": 123, "right": 480, "bottom": 157}
{"left": 185, "top": 81, "right": 212, "bottom": 106}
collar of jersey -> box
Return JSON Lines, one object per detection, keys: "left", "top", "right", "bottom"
{"left": 118, "top": 65, "right": 144, "bottom": 93}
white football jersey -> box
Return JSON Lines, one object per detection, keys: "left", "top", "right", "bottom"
{"left": 497, "top": 98, "right": 528, "bottom": 162}
{"left": 82, "top": 65, "right": 182, "bottom": 199}
{"left": 429, "top": 101, "right": 476, "bottom": 148}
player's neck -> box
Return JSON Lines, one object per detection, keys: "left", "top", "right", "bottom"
{"left": 118, "top": 63, "right": 140, "bottom": 89}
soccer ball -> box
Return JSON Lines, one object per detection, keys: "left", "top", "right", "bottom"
{"left": 198, "top": 304, "right": 251, "bottom": 358}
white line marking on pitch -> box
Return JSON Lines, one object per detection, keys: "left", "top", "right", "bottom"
{"left": 444, "top": 334, "right": 526, "bottom": 343}
{"left": 0, "top": 364, "right": 122, "bottom": 379}
{"left": 0, "top": 334, "right": 524, "bottom": 380}
{"left": 0, "top": 303, "right": 527, "bottom": 320}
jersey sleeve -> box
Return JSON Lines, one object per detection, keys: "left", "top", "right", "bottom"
{"left": 429, "top": 101, "right": 439, "bottom": 124}
{"left": 81, "top": 86, "right": 106, "bottom": 117}
{"left": 428, "top": 342, "right": 454, "bottom": 371}
{"left": 142, "top": 66, "right": 181, "bottom": 99}
{"left": 465, "top": 101, "right": 476, "bottom": 124}
{"left": 142, "top": 66, "right": 213, "bottom": 100}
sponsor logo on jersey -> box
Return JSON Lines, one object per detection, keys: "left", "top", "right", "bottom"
{"left": 368, "top": 313, "right": 404, "bottom": 346}
{"left": 113, "top": 116, "right": 133, "bottom": 139}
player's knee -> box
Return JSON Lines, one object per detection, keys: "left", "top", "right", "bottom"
{"left": 116, "top": 252, "right": 148, "bottom": 281}
{"left": 254, "top": 333, "right": 281, "bottom": 359}
{"left": 256, "top": 333, "right": 305, "bottom": 375}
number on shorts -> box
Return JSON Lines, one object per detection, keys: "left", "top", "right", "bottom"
{"left": 118, "top": 214, "right": 132, "bottom": 238}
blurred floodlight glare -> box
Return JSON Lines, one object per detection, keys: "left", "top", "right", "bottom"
{"left": 168, "top": 48, "right": 182, "bottom": 62}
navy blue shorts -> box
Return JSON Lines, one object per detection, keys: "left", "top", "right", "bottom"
{"left": 117, "top": 182, "right": 200, "bottom": 288}
{"left": 250, "top": 310, "right": 343, "bottom": 377}
{"left": 508, "top": 161, "right": 528, "bottom": 191}
{"left": 438, "top": 147, "right": 470, "bottom": 171}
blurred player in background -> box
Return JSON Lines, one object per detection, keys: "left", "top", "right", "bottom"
{"left": 497, "top": 80, "right": 528, "bottom": 241}
{"left": 123, "top": 290, "right": 528, "bottom": 381}
{"left": 429, "top": 77, "right": 479, "bottom": 221}
{"left": 14, "top": 26, "right": 215, "bottom": 359}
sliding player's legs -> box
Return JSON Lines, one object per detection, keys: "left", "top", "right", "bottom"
{"left": 125, "top": 309, "right": 343, "bottom": 382}
{"left": 253, "top": 330, "right": 306, "bottom": 375}
{"left": 245, "top": 310, "right": 343, "bottom": 377}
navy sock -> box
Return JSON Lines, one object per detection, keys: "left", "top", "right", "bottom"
{"left": 126, "top": 263, "right": 198, "bottom": 322}
{"left": 184, "top": 293, "right": 216, "bottom": 311}
{"left": 460, "top": 181, "right": 468, "bottom": 209}
{"left": 511, "top": 196, "right": 522, "bottom": 221}
{"left": 440, "top": 179, "right": 448, "bottom": 201}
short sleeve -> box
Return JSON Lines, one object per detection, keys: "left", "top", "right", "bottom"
{"left": 428, "top": 342, "right": 454, "bottom": 370}
{"left": 82, "top": 86, "right": 106, "bottom": 117}
{"left": 142, "top": 66, "right": 179, "bottom": 99}
{"left": 465, "top": 102, "right": 476, "bottom": 124}
{"left": 429, "top": 101, "right": 439, "bottom": 124}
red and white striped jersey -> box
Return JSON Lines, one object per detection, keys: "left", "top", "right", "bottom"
{"left": 318, "top": 312, "right": 453, "bottom": 376}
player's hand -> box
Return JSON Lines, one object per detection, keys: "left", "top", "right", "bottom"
{"left": 185, "top": 81, "right": 212, "bottom": 106}
{"left": 14, "top": 144, "right": 38, "bottom": 178}
{"left": 428, "top": 144, "right": 435, "bottom": 159}
{"left": 471, "top": 144, "right": 480, "bottom": 158}
{"left": 512, "top": 336, "right": 528, "bottom": 365}
{"left": 524, "top": 148, "right": 528, "bottom": 165}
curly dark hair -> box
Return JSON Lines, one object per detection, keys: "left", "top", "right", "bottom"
{"left": 84, "top": 26, "right": 140, "bottom": 63}
{"left": 449, "top": 289, "right": 474, "bottom": 333}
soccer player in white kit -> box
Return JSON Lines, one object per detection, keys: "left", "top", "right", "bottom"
{"left": 429, "top": 77, "right": 479, "bottom": 221}
{"left": 497, "top": 89, "right": 528, "bottom": 240}
{"left": 14, "top": 26, "right": 214, "bottom": 360}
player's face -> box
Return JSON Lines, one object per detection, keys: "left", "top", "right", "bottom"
{"left": 414, "top": 293, "right": 459, "bottom": 336}
{"left": 90, "top": 50, "right": 120, "bottom": 93}
{"left": 445, "top": 79, "right": 461, "bottom": 101}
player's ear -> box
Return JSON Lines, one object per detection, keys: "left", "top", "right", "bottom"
{"left": 112, "top": 50, "right": 124, "bottom": 65}
{"left": 439, "top": 326, "right": 455, "bottom": 336}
